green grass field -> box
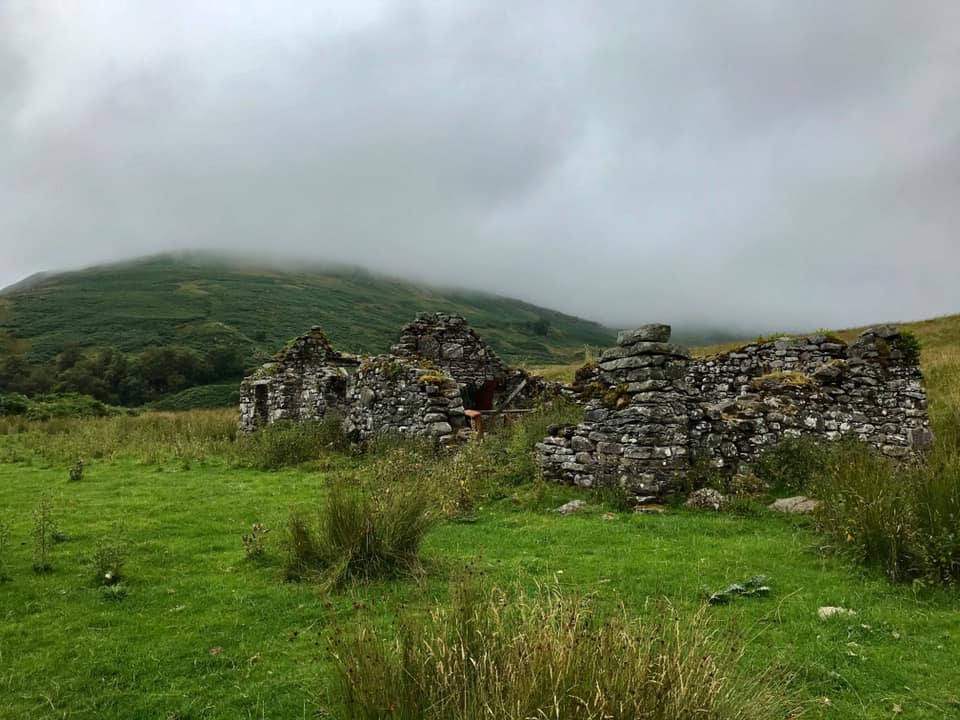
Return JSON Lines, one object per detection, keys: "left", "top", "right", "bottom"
{"left": 2, "top": 456, "right": 959, "bottom": 719}
{"left": 2, "top": 312, "right": 959, "bottom": 719}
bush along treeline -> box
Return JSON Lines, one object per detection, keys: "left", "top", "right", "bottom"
{"left": 0, "top": 342, "right": 249, "bottom": 407}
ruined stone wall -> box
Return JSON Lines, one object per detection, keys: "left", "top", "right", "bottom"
{"left": 392, "top": 312, "right": 510, "bottom": 405}
{"left": 342, "top": 358, "right": 469, "bottom": 444}
{"left": 687, "top": 326, "right": 932, "bottom": 468}
{"left": 238, "top": 327, "right": 357, "bottom": 432}
{"left": 537, "top": 324, "right": 932, "bottom": 496}
{"left": 239, "top": 324, "right": 472, "bottom": 444}
{"left": 536, "top": 325, "right": 691, "bottom": 496}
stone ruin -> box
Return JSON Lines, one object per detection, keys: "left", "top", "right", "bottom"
{"left": 537, "top": 323, "right": 933, "bottom": 497}
{"left": 391, "top": 313, "right": 511, "bottom": 410}
{"left": 239, "top": 312, "right": 546, "bottom": 444}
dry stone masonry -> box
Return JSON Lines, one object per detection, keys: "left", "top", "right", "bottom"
{"left": 238, "top": 327, "right": 358, "bottom": 433}
{"left": 393, "top": 313, "right": 510, "bottom": 402}
{"left": 537, "top": 323, "right": 932, "bottom": 496}
{"left": 239, "top": 312, "right": 541, "bottom": 444}
{"left": 341, "top": 358, "right": 468, "bottom": 443}
{"left": 537, "top": 324, "right": 692, "bottom": 495}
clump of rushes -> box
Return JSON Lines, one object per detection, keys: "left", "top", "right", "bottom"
{"left": 812, "top": 440, "right": 960, "bottom": 584}
{"left": 285, "top": 480, "right": 434, "bottom": 587}
{"left": 328, "top": 581, "right": 799, "bottom": 720}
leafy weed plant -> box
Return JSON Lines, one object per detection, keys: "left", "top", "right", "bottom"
{"left": 31, "top": 495, "right": 56, "bottom": 573}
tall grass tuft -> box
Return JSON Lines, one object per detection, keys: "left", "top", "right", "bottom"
{"left": 812, "top": 441, "right": 960, "bottom": 584}
{"left": 234, "top": 418, "right": 346, "bottom": 470}
{"left": 285, "top": 480, "right": 434, "bottom": 586}
{"left": 488, "top": 399, "right": 584, "bottom": 485}
{"left": 754, "top": 436, "right": 829, "bottom": 493}
{"left": 32, "top": 495, "right": 56, "bottom": 573}
{"left": 328, "top": 582, "right": 798, "bottom": 720}
{"left": 0, "top": 521, "right": 11, "bottom": 582}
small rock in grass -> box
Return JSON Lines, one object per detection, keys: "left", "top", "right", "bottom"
{"left": 769, "top": 496, "right": 821, "bottom": 514}
{"left": 817, "top": 606, "right": 856, "bottom": 620}
{"left": 555, "top": 499, "right": 588, "bottom": 515}
{"left": 634, "top": 505, "right": 666, "bottom": 515}
{"left": 628, "top": 495, "right": 659, "bottom": 507}
{"left": 685, "top": 488, "right": 726, "bottom": 511}
{"left": 601, "top": 512, "right": 617, "bottom": 521}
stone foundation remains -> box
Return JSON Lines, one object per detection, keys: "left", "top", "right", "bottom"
{"left": 537, "top": 324, "right": 932, "bottom": 496}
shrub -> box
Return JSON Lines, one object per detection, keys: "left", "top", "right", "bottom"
{"left": 68, "top": 458, "right": 84, "bottom": 482}
{"left": 488, "top": 399, "right": 583, "bottom": 486}
{"left": 754, "top": 436, "right": 829, "bottom": 493}
{"left": 0, "top": 393, "right": 30, "bottom": 416}
{"left": 242, "top": 522, "right": 271, "bottom": 559}
{"left": 811, "top": 441, "right": 960, "bottom": 584}
{"left": 32, "top": 495, "right": 56, "bottom": 573}
{"left": 0, "top": 521, "right": 11, "bottom": 582}
{"left": 898, "top": 330, "right": 922, "bottom": 365}
{"left": 327, "top": 581, "right": 797, "bottom": 720}
{"left": 284, "top": 480, "right": 434, "bottom": 586}
{"left": 92, "top": 535, "right": 129, "bottom": 586}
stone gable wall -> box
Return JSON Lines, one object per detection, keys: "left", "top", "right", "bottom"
{"left": 238, "top": 327, "right": 357, "bottom": 433}
{"left": 392, "top": 312, "right": 511, "bottom": 403}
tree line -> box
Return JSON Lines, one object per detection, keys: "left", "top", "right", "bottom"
{"left": 0, "top": 343, "right": 249, "bottom": 407}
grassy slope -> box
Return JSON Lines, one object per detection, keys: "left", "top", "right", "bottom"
{"left": 0, "top": 255, "right": 616, "bottom": 365}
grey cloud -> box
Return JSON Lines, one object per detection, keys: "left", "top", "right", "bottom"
{"left": 1, "top": 0, "right": 959, "bottom": 334}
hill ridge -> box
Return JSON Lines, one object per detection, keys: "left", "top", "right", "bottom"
{"left": 0, "top": 254, "right": 616, "bottom": 366}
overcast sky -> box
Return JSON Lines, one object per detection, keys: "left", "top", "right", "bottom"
{"left": 1, "top": 1, "right": 958, "bottom": 331}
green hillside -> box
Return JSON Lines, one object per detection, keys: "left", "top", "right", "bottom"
{"left": 0, "top": 254, "right": 615, "bottom": 366}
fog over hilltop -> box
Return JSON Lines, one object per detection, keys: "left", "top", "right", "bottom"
{"left": 1, "top": 2, "right": 958, "bottom": 332}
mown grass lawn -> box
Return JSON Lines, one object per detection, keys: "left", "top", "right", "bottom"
{"left": 2, "top": 455, "right": 958, "bottom": 719}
